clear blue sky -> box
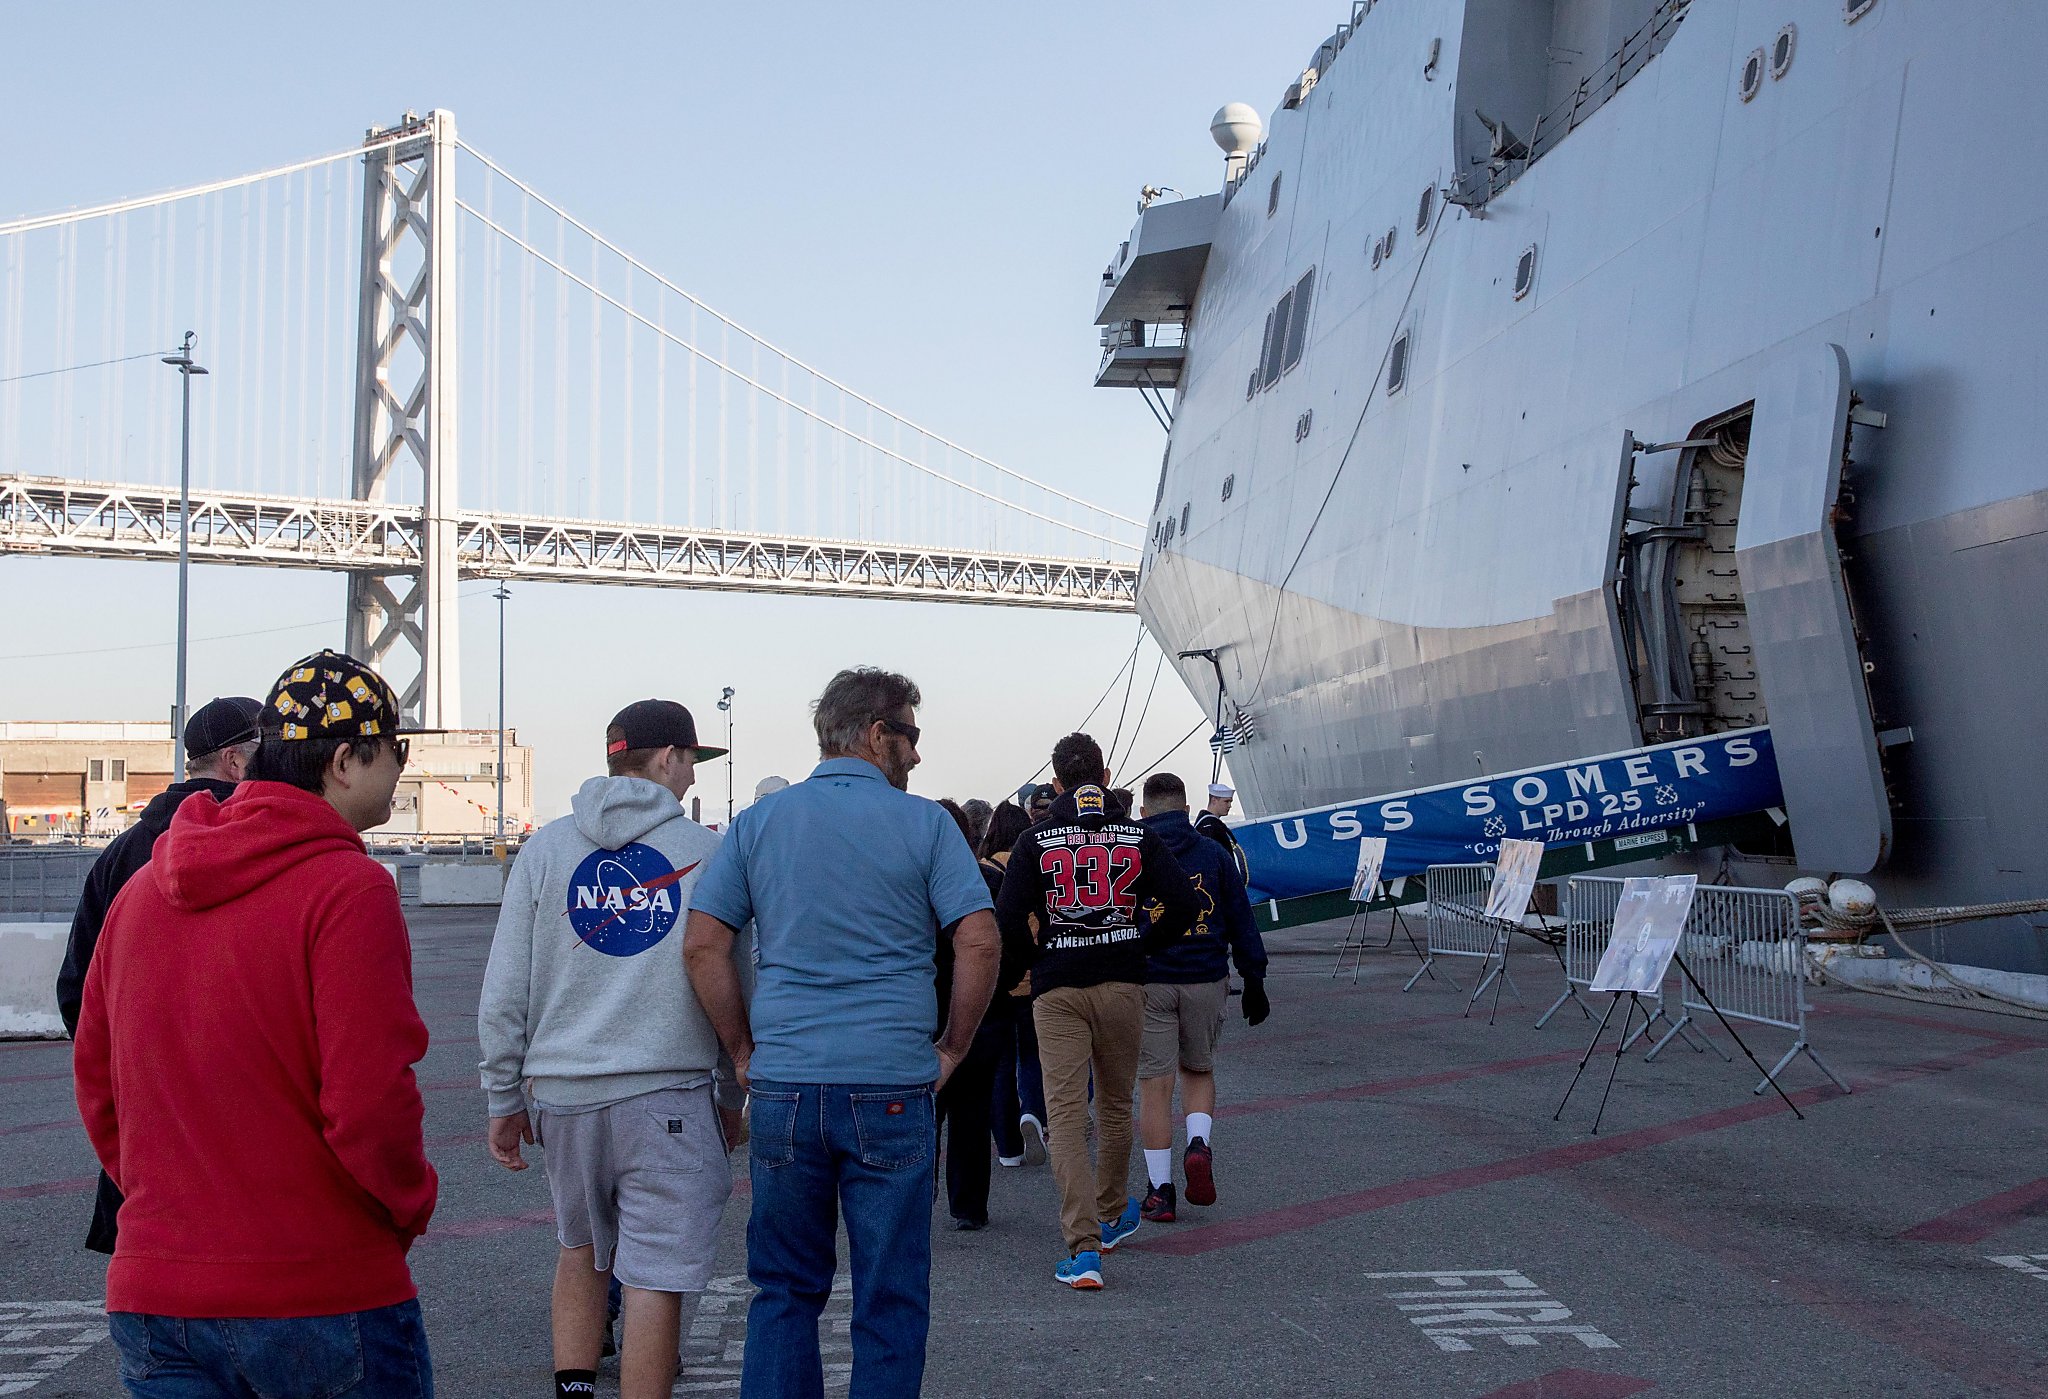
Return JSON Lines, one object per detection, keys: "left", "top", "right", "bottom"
{"left": 0, "top": 1, "right": 1339, "bottom": 820}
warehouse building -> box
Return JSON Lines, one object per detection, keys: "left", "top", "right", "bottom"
{"left": 0, "top": 721, "right": 534, "bottom": 840}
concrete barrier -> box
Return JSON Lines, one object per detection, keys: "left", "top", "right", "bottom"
{"left": 0, "top": 921, "right": 69, "bottom": 1039}
{"left": 418, "top": 862, "right": 506, "bottom": 906}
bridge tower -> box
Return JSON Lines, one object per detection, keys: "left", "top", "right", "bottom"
{"left": 346, "top": 109, "right": 461, "bottom": 729}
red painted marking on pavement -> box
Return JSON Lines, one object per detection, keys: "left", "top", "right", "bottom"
{"left": 0, "top": 1069, "right": 74, "bottom": 1086}
{"left": 1812, "top": 1000, "right": 2048, "bottom": 1046}
{"left": 0, "top": 1117, "right": 77, "bottom": 1138}
{"left": 0, "top": 1176, "right": 94, "bottom": 1202}
{"left": 1476, "top": 1370, "right": 1655, "bottom": 1399}
{"left": 1141, "top": 1036, "right": 2037, "bottom": 1257}
{"left": 1219, "top": 1049, "right": 1579, "bottom": 1120}
{"left": 420, "top": 1207, "right": 556, "bottom": 1241}
{"left": 1900, "top": 1177, "right": 2048, "bottom": 1244}
{"left": 1579, "top": 1175, "right": 2048, "bottom": 1399}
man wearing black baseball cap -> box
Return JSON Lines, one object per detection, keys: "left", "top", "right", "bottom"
{"left": 56, "top": 695, "right": 262, "bottom": 1254}
{"left": 74, "top": 650, "right": 439, "bottom": 1392}
{"left": 481, "top": 696, "right": 744, "bottom": 1399}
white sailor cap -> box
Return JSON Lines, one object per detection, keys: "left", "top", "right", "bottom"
{"left": 1208, "top": 782, "right": 1235, "bottom": 799}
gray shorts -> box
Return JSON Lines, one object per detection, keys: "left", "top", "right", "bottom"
{"left": 535, "top": 1083, "right": 732, "bottom": 1293}
{"left": 1140, "top": 978, "right": 1229, "bottom": 1079}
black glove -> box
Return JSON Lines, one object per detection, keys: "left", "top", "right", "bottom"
{"left": 1241, "top": 976, "right": 1270, "bottom": 1027}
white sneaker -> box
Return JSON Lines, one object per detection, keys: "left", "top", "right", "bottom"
{"left": 1021, "top": 1115, "right": 1048, "bottom": 1166}
{"left": 997, "top": 1152, "right": 1026, "bottom": 1168}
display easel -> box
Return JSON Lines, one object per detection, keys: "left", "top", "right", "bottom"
{"left": 1553, "top": 876, "right": 1805, "bottom": 1133}
{"left": 1461, "top": 840, "right": 1560, "bottom": 1026}
{"left": 1333, "top": 838, "right": 1444, "bottom": 986}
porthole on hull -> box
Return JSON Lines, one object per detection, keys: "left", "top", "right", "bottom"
{"left": 1740, "top": 47, "right": 1765, "bottom": 101}
{"left": 1771, "top": 24, "right": 1796, "bottom": 79}
{"left": 1514, "top": 244, "right": 1538, "bottom": 301}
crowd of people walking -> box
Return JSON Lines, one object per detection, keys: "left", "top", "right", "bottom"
{"left": 62, "top": 652, "right": 1269, "bottom": 1398}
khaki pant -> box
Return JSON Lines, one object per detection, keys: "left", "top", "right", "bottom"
{"left": 1032, "top": 982, "right": 1144, "bottom": 1255}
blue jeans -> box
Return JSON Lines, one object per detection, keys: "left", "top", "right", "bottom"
{"left": 743, "top": 1080, "right": 934, "bottom": 1399}
{"left": 108, "top": 1300, "right": 431, "bottom": 1397}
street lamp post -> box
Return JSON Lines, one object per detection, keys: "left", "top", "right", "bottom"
{"left": 162, "top": 332, "right": 208, "bottom": 781}
{"left": 716, "top": 687, "right": 735, "bottom": 825}
{"left": 493, "top": 583, "right": 511, "bottom": 841}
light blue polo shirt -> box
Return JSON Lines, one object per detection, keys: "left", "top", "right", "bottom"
{"left": 689, "top": 756, "right": 993, "bottom": 1085}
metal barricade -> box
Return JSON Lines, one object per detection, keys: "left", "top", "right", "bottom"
{"left": 1408, "top": 864, "right": 1496, "bottom": 992}
{"left": 1656, "top": 883, "right": 1847, "bottom": 1093}
{"left": 0, "top": 848, "right": 96, "bottom": 921}
{"left": 1548, "top": 876, "right": 1704, "bottom": 1051}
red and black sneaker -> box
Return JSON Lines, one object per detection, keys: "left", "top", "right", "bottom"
{"left": 1183, "top": 1137, "right": 1217, "bottom": 1207}
{"left": 1141, "top": 1182, "right": 1178, "bottom": 1222}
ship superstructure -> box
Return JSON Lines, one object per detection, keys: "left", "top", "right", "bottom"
{"left": 1094, "top": 0, "right": 2048, "bottom": 968}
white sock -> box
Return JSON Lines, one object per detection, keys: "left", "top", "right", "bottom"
{"left": 1145, "top": 1148, "right": 1173, "bottom": 1187}
{"left": 1185, "top": 1112, "right": 1213, "bottom": 1145}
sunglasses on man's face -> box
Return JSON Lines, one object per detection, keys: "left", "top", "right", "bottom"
{"left": 393, "top": 739, "right": 411, "bottom": 767}
{"left": 881, "top": 718, "right": 921, "bottom": 748}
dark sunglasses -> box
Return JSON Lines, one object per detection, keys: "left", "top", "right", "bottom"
{"left": 393, "top": 738, "right": 411, "bottom": 766}
{"left": 881, "top": 718, "right": 921, "bottom": 748}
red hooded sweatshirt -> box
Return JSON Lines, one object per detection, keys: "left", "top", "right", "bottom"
{"left": 73, "top": 781, "right": 438, "bottom": 1317}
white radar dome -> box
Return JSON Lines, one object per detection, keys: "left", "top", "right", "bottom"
{"left": 1827, "top": 878, "right": 1878, "bottom": 920}
{"left": 1211, "top": 103, "right": 1264, "bottom": 156}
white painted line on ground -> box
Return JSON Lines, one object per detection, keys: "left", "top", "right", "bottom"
{"left": 676, "top": 1273, "right": 853, "bottom": 1395}
{"left": 0, "top": 1302, "right": 105, "bottom": 1395}
{"left": 1363, "top": 1269, "right": 1620, "bottom": 1354}
{"left": 1989, "top": 1253, "right": 2048, "bottom": 1281}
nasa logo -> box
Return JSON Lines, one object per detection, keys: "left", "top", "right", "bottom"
{"left": 564, "top": 842, "right": 696, "bottom": 957}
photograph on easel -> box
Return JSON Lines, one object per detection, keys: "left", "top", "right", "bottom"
{"left": 1349, "top": 836, "right": 1388, "bottom": 903}
{"left": 1591, "top": 875, "right": 1698, "bottom": 994}
{"left": 1483, "top": 837, "right": 1545, "bottom": 923}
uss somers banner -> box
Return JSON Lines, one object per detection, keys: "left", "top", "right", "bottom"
{"left": 1233, "top": 728, "right": 1785, "bottom": 903}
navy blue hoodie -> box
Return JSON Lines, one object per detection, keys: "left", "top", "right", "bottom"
{"left": 1137, "top": 809, "right": 1267, "bottom": 985}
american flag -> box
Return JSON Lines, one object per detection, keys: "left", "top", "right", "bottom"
{"left": 1208, "top": 708, "right": 1257, "bottom": 754}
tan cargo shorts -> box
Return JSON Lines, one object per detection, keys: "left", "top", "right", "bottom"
{"left": 535, "top": 1082, "right": 732, "bottom": 1293}
{"left": 1139, "top": 978, "right": 1230, "bottom": 1079}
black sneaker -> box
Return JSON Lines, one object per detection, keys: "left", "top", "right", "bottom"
{"left": 1141, "top": 1182, "right": 1178, "bottom": 1222}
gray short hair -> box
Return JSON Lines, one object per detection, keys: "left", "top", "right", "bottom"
{"left": 813, "top": 668, "right": 922, "bottom": 756}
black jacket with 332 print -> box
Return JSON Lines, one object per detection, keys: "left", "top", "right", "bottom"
{"left": 994, "top": 784, "right": 1199, "bottom": 996}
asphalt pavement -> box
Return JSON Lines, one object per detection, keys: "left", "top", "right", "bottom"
{"left": 5, "top": 907, "right": 2046, "bottom": 1397}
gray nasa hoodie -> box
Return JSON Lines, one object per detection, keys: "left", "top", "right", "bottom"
{"left": 478, "top": 775, "right": 748, "bottom": 1116}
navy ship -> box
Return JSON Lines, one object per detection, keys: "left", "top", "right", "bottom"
{"left": 1093, "top": 0, "right": 2048, "bottom": 969}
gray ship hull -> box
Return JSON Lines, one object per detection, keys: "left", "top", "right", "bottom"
{"left": 1114, "top": 0, "right": 2048, "bottom": 968}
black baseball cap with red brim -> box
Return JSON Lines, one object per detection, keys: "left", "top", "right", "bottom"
{"left": 606, "top": 699, "right": 727, "bottom": 762}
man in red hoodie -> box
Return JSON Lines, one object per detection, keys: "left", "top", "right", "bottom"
{"left": 74, "top": 650, "right": 440, "bottom": 1397}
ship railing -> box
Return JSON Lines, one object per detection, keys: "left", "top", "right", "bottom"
{"left": 1463, "top": 0, "right": 1691, "bottom": 207}
{"left": 1097, "top": 318, "right": 1188, "bottom": 363}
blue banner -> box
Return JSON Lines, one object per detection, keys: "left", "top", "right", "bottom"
{"left": 1234, "top": 728, "right": 1784, "bottom": 902}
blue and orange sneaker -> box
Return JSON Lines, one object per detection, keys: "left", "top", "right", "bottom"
{"left": 1054, "top": 1250, "right": 1104, "bottom": 1289}
{"left": 1098, "top": 1196, "right": 1142, "bottom": 1251}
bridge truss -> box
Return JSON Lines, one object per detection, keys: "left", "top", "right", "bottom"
{"left": 0, "top": 474, "right": 1138, "bottom": 611}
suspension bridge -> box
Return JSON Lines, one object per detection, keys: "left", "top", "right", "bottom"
{"left": 0, "top": 110, "right": 1144, "bottom": 728}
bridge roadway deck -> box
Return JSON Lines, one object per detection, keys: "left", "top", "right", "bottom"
{"left": 5, "top": 912, "right": 2046, "bottom": 1397}
{"left": 0, "top": 475, "right": 1140, "bottom": 611}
